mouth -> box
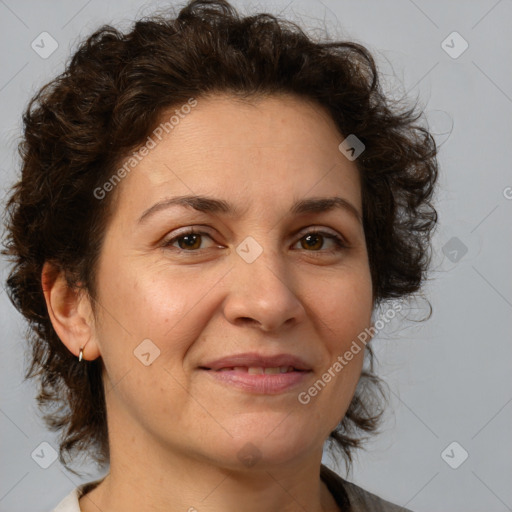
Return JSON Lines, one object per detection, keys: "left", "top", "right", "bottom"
{"left": 203, "top": 365, "right": 306, "bottom": 374}
{"left": 200, "top": 352, "right": 312, "bottom": 372}
{"left": 198, "top": 353, "right": 312, "bottom": 394}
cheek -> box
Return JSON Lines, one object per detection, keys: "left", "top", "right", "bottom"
{"left": 314, "top": 270, "right": 373, "bottom": 345}
{"left": 96, "top": 259, "right": 226, "bottom": 369}
{"left": 101, "top": 260, "right": 171, "bottom": 331}
{"left": 308, "top": 270, "right": 372, "bottom": 407}
{"left": 94, "top": 260, "right": 209, "bottom": 426}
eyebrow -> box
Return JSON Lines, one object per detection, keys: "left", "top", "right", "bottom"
{"left": 137, "top": 194, "right": 362, "bottom": 225}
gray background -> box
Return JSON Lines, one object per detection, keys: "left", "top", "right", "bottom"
{"left": 1, "top": 1, "right": 511, "bottom": 511}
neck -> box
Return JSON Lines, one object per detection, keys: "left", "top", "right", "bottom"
{"left": 78, "top": 386, "right": 343, "bottom": 512}
{"left": 79, "top": 425, "right": 340, "bottom": 512}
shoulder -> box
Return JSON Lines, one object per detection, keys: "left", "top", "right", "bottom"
{"left": 53, "top": 469, "right": 410, "bottom": 512}
{"left": 320, "top": 464, "right": 413, "bottom": 512}
{"left": 341, "top": 479, "right": 413, "bottom": 512}
{"left": 51, "top": 488, "right": 80, "bottom": 512}
{"left": 51, "top": 478, "right": 105, "bottom": 512}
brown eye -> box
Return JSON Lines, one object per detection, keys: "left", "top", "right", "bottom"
{"left": 300, "top": 233, "right": 323, "bottom": 250}
{"left": 163, "top": 230, "right": 215, "bottom": 251}
{"left": 177, "top": 233, "right": 203, "bottom": 250}
{"left": 296, "top": 231, "right": 347, "bottom": 253}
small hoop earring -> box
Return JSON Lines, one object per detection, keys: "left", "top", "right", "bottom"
{"left": 78, "top": 340, "right": 89, "bottom": 362}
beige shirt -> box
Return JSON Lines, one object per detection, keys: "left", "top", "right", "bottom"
{"left": 51, "top": 465, "right": 413, "bottom": 512}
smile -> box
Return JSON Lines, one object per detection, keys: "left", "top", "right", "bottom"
{"left": 200, "top": 366, "right": 311, "bottom": 394}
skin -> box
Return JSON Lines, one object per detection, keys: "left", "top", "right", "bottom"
{"left": 42, "top": 93, "right": 374, "bottom": 512}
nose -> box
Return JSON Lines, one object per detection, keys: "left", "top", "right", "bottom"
{"left": 221, "top": 243, "right": 306, "bottom": 332}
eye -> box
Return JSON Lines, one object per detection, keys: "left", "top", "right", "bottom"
{"left": 162, "top": 227, "right": 348, "bottom": 254}
{"left": 293, "top": 230, "right": 348, "bottom": 254}
{"left": 162, "top": 229, "right": 215, "bottom": 251}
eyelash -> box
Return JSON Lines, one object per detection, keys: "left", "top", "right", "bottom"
{"left": 161, "top": 228, "right": 348, "bottom": 256}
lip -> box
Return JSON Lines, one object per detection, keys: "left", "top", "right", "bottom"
{"left": 200, "top": 352, "right": 312, "bottom": 372}
{"left": 203, "top": 369, "right": 310, "bottom": 394}
{"left": 199, "top": 352, "right": 313, "bottom": 395}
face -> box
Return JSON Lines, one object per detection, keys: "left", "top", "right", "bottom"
{"left": 89, "top": 93, "right": 373, "bottom": 470}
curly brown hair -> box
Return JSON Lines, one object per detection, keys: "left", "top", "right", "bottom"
{"left": 1, "top": 0, "right": 438, "bottom": 475}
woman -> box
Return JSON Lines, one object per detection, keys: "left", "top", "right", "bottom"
{"left": 2, "top": 1, "right": 438, "bottom": 511}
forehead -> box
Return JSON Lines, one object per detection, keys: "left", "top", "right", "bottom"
{"left": 110, "top": 93, "right": 361, "bottom": 223}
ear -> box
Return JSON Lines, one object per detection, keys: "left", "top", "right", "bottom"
{"left": 41, "top": 262, "right": 101, "bottom": 361}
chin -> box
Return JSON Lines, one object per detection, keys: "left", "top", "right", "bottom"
{"left": 213, "top": 427, "right": 318, "bottom": 470}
